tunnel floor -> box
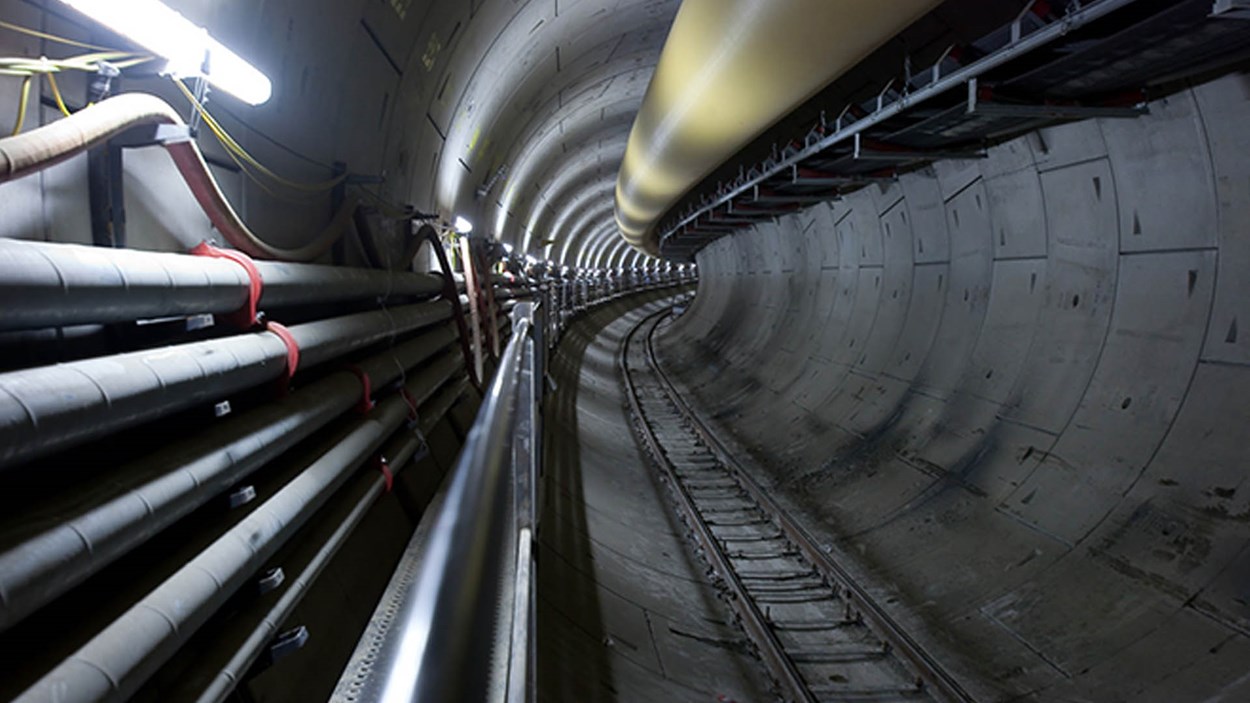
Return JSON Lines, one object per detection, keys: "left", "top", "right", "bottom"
{"left": 537, "top": 291, "right": 772, "bottom": 703}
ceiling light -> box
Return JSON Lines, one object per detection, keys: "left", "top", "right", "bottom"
{"left": 453, "top": 216, "right": 474, "bottom": 234}
{"left": 59, "top": 0, "right": 272, "bottom": 105}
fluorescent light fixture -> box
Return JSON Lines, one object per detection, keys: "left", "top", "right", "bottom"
{"left": 59, "top": 0, "right": 272, "bottom": 105}
{"left": 453, "top": 216, "right": 473, "bottom": 234}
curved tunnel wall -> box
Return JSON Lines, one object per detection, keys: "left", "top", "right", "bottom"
{"left": 0, "top": 0, "right": 677, "bottom": 270}
{"left": 654, "top": 73, "right": 1250, "bottom": 700}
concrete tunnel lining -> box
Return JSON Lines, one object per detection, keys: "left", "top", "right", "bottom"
{"left": 650, "top": 73, "right": 1250, "bottom": 700}
{"left": 0, "top": 0, "right": 1248, "bottom": 700}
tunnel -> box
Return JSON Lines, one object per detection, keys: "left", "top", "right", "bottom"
{"left": 0, "top": 1, "right": 1248, "bottom": 701}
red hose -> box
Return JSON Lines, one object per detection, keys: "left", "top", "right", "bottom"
{"left": 0, "top": 92, "right": 350, "bottom": 261}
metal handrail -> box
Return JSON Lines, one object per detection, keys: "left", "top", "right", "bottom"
{"left": 338, "top": 302, "right": 542, "bottom": 703}
{"left": 335, "top": 269, "right": 695, "bottom": 703}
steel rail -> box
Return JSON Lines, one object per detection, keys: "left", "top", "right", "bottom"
{"left": 619, "top": 309, "right": 817, "bottom": 703}
{"left": 641, "top": 313, "right": 974, "bottom": 703}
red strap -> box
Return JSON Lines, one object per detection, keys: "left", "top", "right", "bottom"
{"left": 191, "top": 241, "right": 263, "bottom": 328}
{"left": 399, "top": 387, "right": 419, "bottom": 422}
{"left": 344, "top": 365, "right": 375, "bottom": 414}
{"left": 265, "top": 321, "right": 300, "bottom": 390}
{"left": 374, "top": 456, "right": 393, "bottom": 492}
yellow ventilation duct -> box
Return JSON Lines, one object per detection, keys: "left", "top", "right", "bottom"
{"left": 615, "top": 0, "right": 942, "bottom": 256}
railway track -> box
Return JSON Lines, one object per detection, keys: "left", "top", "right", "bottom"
{"left": 620, "top": 309, "right": 971, "bottom": 703}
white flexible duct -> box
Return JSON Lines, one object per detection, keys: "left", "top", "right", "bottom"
{"left": 0, "top": 92, "right": 353, "bottom": 261}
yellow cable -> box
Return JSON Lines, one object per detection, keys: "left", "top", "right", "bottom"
{"left": 44, "top": 72, "right": 70, "bottom": 117}
{"left": 11, "top": 75, "right": 30, "bottom": 135}
{"left": 201, "top": 111, "right": 328, "bottom": 203}
{"left": 173, "top": 77, "right": 347, "bottom": 193}
{"left": 0, "top": 19, "right": 122, "bottom": 53}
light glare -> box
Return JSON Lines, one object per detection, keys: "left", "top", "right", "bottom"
{"left": 60, "top": 0, "right": 272, "bottom": 105}
{"left": 453, "top": 216, "right": 474, "bottom": 234}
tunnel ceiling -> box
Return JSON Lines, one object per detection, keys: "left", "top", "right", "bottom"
{"left": 38, "top": 0, "right": 1248, "bottom": 271}
{"left": 389, "top": 0, "right": 681, "bottom": 269}
{"left": 145, "top": 0, "right": 679, "bottom": 270}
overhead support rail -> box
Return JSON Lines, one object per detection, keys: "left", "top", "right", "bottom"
{"left": 656, "top": 0, "right": 1250, "bottom": 260}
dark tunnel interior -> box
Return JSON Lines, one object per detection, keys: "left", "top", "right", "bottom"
{"left": 0, "top": 1, "right": 1248, "bottom": 702}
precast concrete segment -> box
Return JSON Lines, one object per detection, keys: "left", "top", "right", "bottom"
{"left": 538, "top": 291, "right": 773, "bottom": 703}
{"left": 652, "top": 74, "right": 1250, "bottom": 701}
{"left": 413, "top": 0, "right": 678, "bottom": 233}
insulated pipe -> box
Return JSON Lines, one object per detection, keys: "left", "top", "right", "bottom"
{"left": 0, "top": 238, "right": 444, "bottom": 332}
{"left": 0, "top": 326, "right": 460, "bottom": 633}
{"left": 613, "top": 0, "right": 940, "bottom": 255}
{"left": 170, "top": 376, "right": 472, "bottom": 703}
{"left": 0, "top": 92, "right": 349, "bottom": 261}
{"left": 12, "top": 357, "right": 462, "bottom": 703}
{"left": 0, "top": 301, "right": 451, "bottom": 470}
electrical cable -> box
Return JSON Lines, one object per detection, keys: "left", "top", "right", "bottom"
{"left": 44, "top": 72, "right": 71, "bottom": 117}
{"left": 0, "top": 18, "right": 122, "bottom": 52}
{"left": 10, "top": 75, "right": 29, "bottom": 136}
{"left": 1, "top": 52, "right": 155, "bottom": 131}
{"left": 172, "top": 77, "right": 347, "bottom": 195}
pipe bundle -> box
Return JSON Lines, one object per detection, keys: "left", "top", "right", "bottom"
{"left": 0, "top": 237, "right": 511, "bottom": 703}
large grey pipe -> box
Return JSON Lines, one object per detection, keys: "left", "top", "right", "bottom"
{"left": 0, "top": 301, "right": 451, "bottom": 470}
{"left": 11, "top": 355, "right": 463, "bottom": 703}
{"left": 166, "top": 376, "right": 471, "bottom": 703}
{"left": 0, "top": 325, "right": 460, "bottom": 633}
{"left": 0, "top": 239, "right": 444, "bottom": 332}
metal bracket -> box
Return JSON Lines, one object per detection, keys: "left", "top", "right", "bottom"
{"left": 111, "top": 123, "right": 195, "bottom": 148}
{"left": 265, "top": 625, "right": 310, "bottom": 665}
{"left": 967, "top": 78, "right": 1148, "bottom": 120}
{"left": 1212, "top": 0, "right": 1250, "bottom": 18}
{"left": 853, "top": 133, "right": 985, "bottom": 163}
{"left": 257, "top": 567, "right": 286, "bottom": 595}
{"left": 227, "top": 484, "right": 257, "bottom": 509}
